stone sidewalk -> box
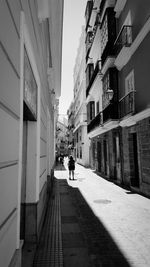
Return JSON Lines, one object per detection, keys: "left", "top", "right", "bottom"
{"left": 22, "top": 161, "right": 150, "bottom": 267}
{"left": 24, "top": 162, "right": 91, "bottom": 267}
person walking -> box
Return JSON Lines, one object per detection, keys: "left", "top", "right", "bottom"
{"left": 68, "top": 155, "right": 75, "bottom": 180}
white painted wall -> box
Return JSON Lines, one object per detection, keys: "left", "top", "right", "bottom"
{"left": 0, "top": 1, "right": 20, "bottom": 265}
{"left": 0, "top": 0, "right": 63, "bottom": 266}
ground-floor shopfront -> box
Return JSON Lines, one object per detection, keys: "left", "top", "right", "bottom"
{"left": 89, "top": 127, "right": 122, "bottom": 184}
{"left": 74, "top": 125, "right": 90, "bottom": 167}
{"left": 89, "top": 115, "right": 150, "bottom": 197}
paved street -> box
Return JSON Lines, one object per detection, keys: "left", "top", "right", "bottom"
{"left": 55, "top": 158, "right": 150, "bottom": 267}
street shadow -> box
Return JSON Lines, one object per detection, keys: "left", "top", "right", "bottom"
{"left": 57, "top": 178, "right": 132, "bottom": 267}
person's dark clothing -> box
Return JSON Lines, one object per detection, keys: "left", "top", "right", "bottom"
{"left": 68, "top": 157, "right": 75, "bottom": 171}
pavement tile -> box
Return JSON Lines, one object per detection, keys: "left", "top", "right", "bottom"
{"left": 62, "top": 233, "right": 85, "bottom": 248}
{"left": 63, "top": 248, "right": 91, "bottom": 267}
{"left": 61, "top": 223, "right": 81, "bottom": 233}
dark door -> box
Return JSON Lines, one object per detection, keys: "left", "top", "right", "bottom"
{"left": 92, "top": 142, "right": 96, "bottom": 169}
{"left": 113, "top": 134, "right": 121, "bottom": 180}
{"left": 129, "top": 133, "right": 139, "bottom": 187}
{"left": 20, "top": 120, "right": 27, "bottom": 239}
{"left": 103, "top": 140, "right": 107, "bottom": 175}
{"left": 97, "top": 142, "right": 101, "bottom": 172}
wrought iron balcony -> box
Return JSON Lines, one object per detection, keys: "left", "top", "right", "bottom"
{"left": 119, "top": 91, "right": 135, "bottom": 118}
{"left": 86, "top": 60, "right": 102, "bottom": 97}
{"left": 103, "top": 103, "right": 118, "bottom": 123}
{"left": 86, "top": 31, "right": 93, "bottom": 61}
{"left": 114, "top": 25, "right": 132, "bottom": 55}
{"left": 87, "top": 112, "right": 103, "bottom": 133}
{"left": 85, "top": 0, "right": 93, "bottom": 31}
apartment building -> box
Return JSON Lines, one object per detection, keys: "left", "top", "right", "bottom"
{"left": 85, "top": 0, "right": 150, "bottom": 197}
{"left": 114, "top": 0, "right": 150, "bottom": 195}
{"left": 67, "top": 102, "right": 75, "bottom": 157}
{"left": 0, "top": 1, "right": 63, "bottom": 266}
{"left": 85, "top": 0, "right": 104, "bottom": 170}
{"left": 73, "top": 27, "right": 89, "bottom": 167}
{"left": 56, "top": 120, "right": 68, "bottom": 157}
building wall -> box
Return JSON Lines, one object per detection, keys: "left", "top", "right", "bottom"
{"left": 116, "top": 0, "right": 150, "bottom": 196}
{"left": 0, "top": 1, "right": 21, "bottom": 266}
{"left": 119, "top": 32, "right": 150, "bottom": 112}
{"left": 138, "top": 117, "right": 150, "bottom": 196}
{"left": 0, "top": 0, "right": 62, "bottom": 266}
{"left": 73, "top": 27, "right": 90, "bottom": 166}
{"left": 118, "top": 0, "right": 150, "bottom": 37}
{"left": 122, "top": 117, "right": 150, "bottom": 196}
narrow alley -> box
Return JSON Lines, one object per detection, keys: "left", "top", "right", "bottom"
{"left": 24, "top": 159, "right": 150, "bottom": 267}
{"left": 1, "top": 1, "right": 150, "bottom": 267}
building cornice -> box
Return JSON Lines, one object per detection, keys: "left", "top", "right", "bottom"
{"left": 73, "top": 122, "right": 87, "bottom": 133}
{"left": 88, "top": 120, "right": 119, "bottom": 138}
{"left": 119, "top": 108, "right": 150, "bottom": 127}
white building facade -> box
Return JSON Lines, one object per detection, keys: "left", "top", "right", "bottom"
{"left": 73, "top": 27, "right": 90, "bottom": 167}
{"left": 85, "top": 0, "right": 103, "bottom": 170}
{"left": 0, "top": 1, "right": 63, "bottom": 266}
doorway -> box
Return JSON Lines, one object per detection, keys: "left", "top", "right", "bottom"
{"left": 92, "top": 142, "right": 96, "bottom": 169}
{"left": 103, "top": 140, "right": 108, "bottom": 175}
{"left": 20, "top": 118, "right": 28, "bottom": 240}
{"left": 113, "top": 134, "right": 121, "bottom": 180}
{"left": 129, "top": 132, "right": 140, "bottom": 187}
{"left": 97, "top": 142, "right": 101, "bottom": 172}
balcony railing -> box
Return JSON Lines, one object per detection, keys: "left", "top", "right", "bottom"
{"left": 87, "top": 102, "right": 119, "bottom": 133}
{"left": 86, "top": 60, "right": 102, "bottom": 97}
{"left": 87, "top": 112, "right": 103, "bottom": 133}
{"left": 86, "top": 37, "right": 93, "bottom": 55}
{"left": 103, "top": 103, "right": 118, "bottom": 123}
{"left": 114, "top": 25, "right": 132, "bottom": 55}
{"left": 85, "top": 0, "right": 93, "bottom": 31}
{"left": 119, "top": 91, "right": 135, "bottom": 118}
{"left": 86, "top": 31, "right": 93, "bottom": 61}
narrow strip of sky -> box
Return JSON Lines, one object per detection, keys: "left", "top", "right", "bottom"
{"left": 59, "top": 0, "right": 87, "bottom": 118}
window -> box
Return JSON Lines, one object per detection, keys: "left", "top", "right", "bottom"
{"left": 90, "top": 101, "right": 95, "bottom": 120}
{"left": 76, "top": 132, "right": 78, "bottom": 143}
{"left": 86, "top": 63, "right": 94, "bottom": 87}
{"left": 103, "top": 73, "right": 110, "bottom": 92}
{"left": 80, "top": 129, "right": 82, "bottom": 141}
{"left": 80, "top": 147, "right": 82, "bottom": 159}
{"left": 101, "top": 14, "right": 108, "bottom": 54}
{"left": 102, "top": 72, "right": 111, "bottom": 109}
{"left": 125, "top": 70, "right": 134, "bottom": 95}
{"left": 96, "top": 101, "right": 99, "bottom": 114}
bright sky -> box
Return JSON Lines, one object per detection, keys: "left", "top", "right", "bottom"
{"left": 59, "top": 0, "right": 87, "bottom": 118}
